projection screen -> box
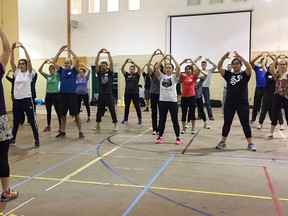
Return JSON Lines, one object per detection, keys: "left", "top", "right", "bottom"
{"left": 170, "top": 11, "right": 252, "bottom": 70}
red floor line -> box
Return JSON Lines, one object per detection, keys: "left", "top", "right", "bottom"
{"left": 10, "top": 152, "right": 39, "bottom": 164}
{"left": 263, "top": 166, "right": 282, "bottom": 216}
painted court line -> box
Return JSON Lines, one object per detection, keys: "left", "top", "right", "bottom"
{"left": 278, "top": 130, "right": 287, "bottom": 140}
{"left": 3, "top": 197, "right": 35, "bottom": 216}
{"left": 263, "top": 166, "right": 282, "bottom": 216}
{"left": 122, "top": 154, "right": 174, "bottom": 216}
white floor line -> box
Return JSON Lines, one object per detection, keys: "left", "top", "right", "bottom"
{"left": 4, "top": 197, "right": 35, "bottom": 216}
{"left": 278, "top": 129, "right": 287, "bottom": 139}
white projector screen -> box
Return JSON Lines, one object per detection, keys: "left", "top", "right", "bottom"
{"left": 170, "top": 11, "right": 252, "bottom": 70}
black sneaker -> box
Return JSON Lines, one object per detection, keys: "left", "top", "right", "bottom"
{"left": 216, "top": 141, "right": 227, "bottom": 149}
{"left": 55, "top": 131, "right": 66, "bottom": 138}
{"left": 34, "top": 141, "right": 40, "bottom": 148}
{"left": 79, "top": 132, "right": 84, "bottom": 139}
{"left": 10, "top": 139, "right": 16, "bottom": 146}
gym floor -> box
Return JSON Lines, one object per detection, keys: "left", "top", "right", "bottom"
{"left": 0, "top": 105, "right": 287, "bottom": 216}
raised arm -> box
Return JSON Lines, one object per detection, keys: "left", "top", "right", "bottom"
{"left": 0, "top": 27, "right": 11, "bottom": 68}
{"left": 53, "top": 45, "right": 66, "bottom": 71}
{"left": 250, "top": 51, "right": 266, "bottom": 68}
{"left": 94, "top": 49, "right": 102, "bottom": 73}
{"left": 270, "top": 55, "right": 280, "bottom": 79}
{"left": 234, "top": 51, "right": 252, "bottom": 76}
{"left": 67, "top": 45, "right": 79, "bottom": 71}
{"left": 5, "top": 70, "right": 14, "bottom": 82}
{"left": 169, "top": 54, "right": 180, "bottom": 78}
{"left": 191, "top": 59, "right": 206, "bottom": 77}
{"left": 155, "top": 55, "right": 166, "bottom": 78}
{"left": 261, "top": 57, "right": 268, "bottom": 75}
{"left": 206, "top": 58, "right": 217, "bottom": 71}
{"left": 132, "top": 60, "right": 142, "bottom": 76}
{"left": 10, "top": 43, "right": 17, "bottom": 72}
{"left": 218, "top": 52, "right": 230, "bottom": 77}
{"left": 121, "top": 59, "right": 129, "bottom": 76}
{"left": 38, "top": 60, "right": 50, "bottom": 78}
{"left": 105, "top": 49, "right": 113, "bottom": 72}
{"left": 19, "top": 43, "right": 32, "bottom": 73}
{"left": 147, "top": 49, "right": 164, "bottom": 75}
{"left": 80, "top": 63, "right": 91, "bottom": 80}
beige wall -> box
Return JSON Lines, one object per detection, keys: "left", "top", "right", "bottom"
{"left": 1, "top": 0, "right": 19, "bottom": 112}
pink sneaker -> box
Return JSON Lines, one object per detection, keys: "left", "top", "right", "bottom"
{"left": 43, "top": 126, "right": 51, "bottom": 132}
{"left": 175, "top": 137, "right": 180, "bottom": 145}
{"left": 155, "top": 137, "right": 163, "bottom": 144}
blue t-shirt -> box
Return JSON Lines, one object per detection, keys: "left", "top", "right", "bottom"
{"left": 0, "top": 63, "right": 6, "bottom": 115}
{"left": 59, "top": 67, "right": 77, "bottom": 93}
{"left": 253, "top": 66, "right": 266, "bottom": 87}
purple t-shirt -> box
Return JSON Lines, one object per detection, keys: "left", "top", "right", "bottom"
{"left": 0, "top": 63, "right": 6, "bottom": 115}
{"left": 76, "top": 75, "right": 88, "bottom": 95}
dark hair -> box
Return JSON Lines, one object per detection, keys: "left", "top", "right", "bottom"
{"left": 100, "top": 61, "right": 108, "bottom": 66}
{"left": 231, "top": 58, "right": 243, "bottom": 65}
{"left": 18, "top": 59, "right": 27, "bottom": 65}
{"left": 49, "top": 65, "right": 56, "bottom": 70}
{"left": 185, "top": 65, "right": 193, "bottom": 72}
{"left": 201, "top": 61, "right": 207, "bottom": 65}
{"left": 165, "top": 63, "right": 174, "bottom": 70}
{"left": 129, "top": 65, "right": 135, "bottom": 69}
{"left": 79, "top": 68, "right": 86, "bottom": 73}
{"left": 154, "top": 62, "right": 164, "bottom": 73}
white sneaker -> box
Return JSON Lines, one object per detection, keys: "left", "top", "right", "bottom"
{"left": 280, "top": 124, "right": 284, "bottom": 131}
{"left": 181, "top": 129, "right": 186, "bottom": 134}
{"left": 191, "top": 128, "right": 196, "bottom": 134}
{"left": 92, "top": 123, "right": 100, "bottom": 131}
{"left": 114, "top": 123, "right": 118, "bottom": 131}
{"left": 152, "top": 131, "right": 157, "bottom": 135}
{"left": 185, "top": 122, "right": 191, "bottom": 129}
{"left": 203, "top": 123, "right": 210, "bottom": 129}
{"left": 257, "top": 124, "right": 262, "bottom": 130}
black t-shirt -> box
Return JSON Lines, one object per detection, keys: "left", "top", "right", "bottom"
{"left": 97, "top": 69, "right": 113, "bottom": 94}
{"left": 224, "top": 70, "right": 250, "bottom": 106}
{"left": 264, "top": 71, "right": 275, "bottom": 95}
{"left": 125, "top": 72, "right": 140, "bottom": 94}
{"left": 142, "top": 72, "right": 151, "bottom": 89}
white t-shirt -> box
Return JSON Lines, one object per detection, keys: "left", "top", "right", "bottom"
{"left": 158, "top": 73, "right": 178, "bottom": 102}
{"left": 14, "top": 69, "right": 33, "bottom": 99}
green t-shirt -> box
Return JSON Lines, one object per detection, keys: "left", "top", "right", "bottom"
{"left": 46, "top": 74, "right": 60, "bottom": 93}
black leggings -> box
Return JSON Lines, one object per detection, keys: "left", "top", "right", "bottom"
{"left": 251, "top": 87, "right": 265, "bottom": 121}
{"left": 124, "top": 93, "right": 142, "bottom": 121}
{"left": 271, "top": 94, "right": 288, "bottom": 126}
{"left": 222, "top": 103, "right": 251, "bottom": 138}
{"left": 0, "top": 140, "right": 10, "bottom": 177}
{"left": 181, "top": 96, "right": 196, "bottom": 122}
{"left": 196, "top": 97, "right": 207, "bottom": 122}
{"left": 12, "top": 98, "right": 39, "bottom": 142}
{"left": 150, "top": 93, "right": 159, "bottom": 132}
{"left": 158, "top": 101, "right": 180, "bottom": 137}
{"left": 45, "top": 93, "right": 61, "bottom": 126}
{"left": 96, "top": 94, "right": 117, "bottom": 123}
{"left": 77, "top": 94, "right": 91, "bottom": 118}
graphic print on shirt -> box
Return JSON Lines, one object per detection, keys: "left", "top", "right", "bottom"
{"left": 162, "top": 77, "right": 172, "bottom": 88}
{"left": 230, "top": 74, "right": 243, "bottom": 86}
{"left": 101, "top": 73, "right": 109, "bottom": 84}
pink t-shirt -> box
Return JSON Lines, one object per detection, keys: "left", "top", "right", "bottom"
{"left": 180, "top": 74, "right": 197, "bottom": 97}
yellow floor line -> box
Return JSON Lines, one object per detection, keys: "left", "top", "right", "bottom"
{"left": 11, "top": 174, "right": 288, "bottom": 201}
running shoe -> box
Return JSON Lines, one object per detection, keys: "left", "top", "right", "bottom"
{"left": 121, "top": 120, "right": 128, "bottom": 124}
{"left": 268, "top": 134, "right": 273, "bottom": 139}
{"left": 247, "top": 143, "right": 256, "bottom": 151}
{"left": 257, "top": 124, "right": 262, "bottom": 130}
{"left": 216, "top": 141, "right": 227, "bottom": 149}
{"left": 155, "top": 137, "right": 163, "bottom": 144}
{"left": 55, "top": 131, "right": 66, "bottom": 138}
{"left": 185, "top": 122, "right": 191, "bottom": 129}
{"left": 138, "top": 119, "right": 142, "bottom": 125}
{"left": 92, "top": 123, "right": 100, "bottom": 131}
{"left": 43, "top": 126, "right": 51, "bottom": 132}
{"left": 181, "top": 129, "right": 186, "bottom": 134}
{"left": 34, "top": 141, "right": 40, "bottom": 148}
{"left": 280, "top": 124, "right": 284, "bottom": 131}
{"left": 79, "top": 132, "right": 84, "bottom": 139}
{"left": 204, "top": 123, "right": 210, "bottom": 129}
{"left": 191, "top": 128, "right": 196, "bottom": 134}
{"left": 1, "top": 189, "right": 18, "bottom": 202}
{"left": 175, "top": 137, "right": 181, "bottom": 145}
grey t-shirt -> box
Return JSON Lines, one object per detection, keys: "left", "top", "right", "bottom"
{"left": 150, "top": 72, "right": 160, "bottom": 94}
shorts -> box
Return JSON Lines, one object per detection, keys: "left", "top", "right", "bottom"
{"left": 59, "top": 93, "right": 79, "bottom": 116}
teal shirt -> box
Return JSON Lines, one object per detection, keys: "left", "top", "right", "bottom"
{"left": 46, "top": 74, "right": 60, "bottom": 93}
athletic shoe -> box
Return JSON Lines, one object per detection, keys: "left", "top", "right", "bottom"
{"left": 143, "top": 107, "right": 149, "bottom": 112}
{"left": 121, "top": 120, "right": 128, "bottom": 124}
{"left": 250, "top": 119, "right": 255, "bottom": 124}
{"left": 138, "top": 119, "right": 142, "bottom": 125}
{"left": 247, "top": 143, "right": 256, "bottom": 151}
{"left": 1, "top": 189, "right": 18, "bottom": 202}
{"left": 216, "top": 141, "right": 227, "bottom": 149}
{"left": 114, "top": 123, "right": 118, "bottom": 131}
{"left": 191, "top": 128, "right": 196, "bottom": 134}
{"left": 268, "top": 134, "right": 273, "bottom": 139}
{"left": 155, "top": 137, "right": 163, "bottom": 144}
{"left": 79, "top": 132, "right": 84, "bottom": 139}
{"left": 55, "top": 131, "right": 66, "bottom": 138}
{"left": 175, "top": 137, "right": 181, "bottom": 145}
{"left": 209, "top": 116, "right": 215, "bottom": 121}
{"left": 181, "top": 129, "right": 186, "bottom": 134}
{"left": 87, "top": 118, "right": 91, "bottom": 122}
{"left": 280, "top": 124, "right": 284, "bottom": 130}
{"left": 43, "top": 126, "right": 51, "bottom": 132}
{"left": 204, "top": 123, "right": 210, "bottom": 129}
{"left": 10, "top": 139, "right": 16, "bottom": 146}
{"left": 92, "top": 123, "right": 100, "bottom": 131}
{"left": 185, "top": 122, "right": 191, "bottom": 129}
{"left": 257, "top": 124, "right": 262, "bottom": 130}
{"left": 152, "top": 131, "right": 157, "bottom": 135}
{"left": 34, "top": 141, "right": 40, "bottom": 148}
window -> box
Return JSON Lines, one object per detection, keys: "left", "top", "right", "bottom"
{"left": 188, "top": 0, "right": 200, "bottom": 6}
{"left": 107, "top": 0, "right": 119, "bottom": 12}
{"left": 71, "top": 0, "right": 82, "bottom": 15}
{"left": 129, "top": 0, "right": 140, "bottom": 10}
{"left": 210, "top": 0, "right": 223, "bottom": 4}
{"left": 89, "top": 0, "right": 100, "bottom": 13}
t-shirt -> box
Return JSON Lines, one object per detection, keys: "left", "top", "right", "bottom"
{"left": 97, "top": 69, "right": 113, "bottom": 95}
{"left": 195, "top": 77, "right": 205, "bottom": 99}
{"left": 150, "top": 72, "right": 160, "bottom": 94}
{"left": 253, "top": 65, "right": 266, "bottom": 87}
{"left": 124, "top": 72, "right": 140, "bottom": 94}
{"left": 275, "top": 73, "right": 288, "bottom": 99}
{"left": 224, "top": 70, "right": 250, "bottom": 106}
{"left": 142, "top": 72, "right": 151, "bottom": 90}
{"left": 59, "top": 67, "right": 77, "bottom": 93}
{"left": 264, "top": 70, "right": 275, "bottom": 95}
{"left": 158, "top": 73, "right": 178, "bottom": 102}
{"left": 180, "top": 73, "right": 197, "bottom": 97}
{"left": 13, "top": 69, "right": 33, "bottom": 100}
{"left": 76, "top": 75, "right": 88, "bottom": 95}
{"left": 0, "top": 63, "right": 6, "bottom": 115}
{"left": 45, "top": 74, "right": 60, "bottom": 93}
